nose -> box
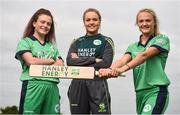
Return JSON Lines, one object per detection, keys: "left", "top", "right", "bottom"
{"left": 142, "top": 21, "right": 147, "bottom": 26}
{"left": 44, "top": 23, "right": 48, "bottom": 27}
{"left": 89, "top": 20, "right": 94, "bottom": 24}
{"left": 42, "top": 22, "right": 49, "bottom": 28}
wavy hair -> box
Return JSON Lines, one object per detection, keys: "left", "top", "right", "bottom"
{"left": 23, "top": 8, "right": 56, "bottom": 43}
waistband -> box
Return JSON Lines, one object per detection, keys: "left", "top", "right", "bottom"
{"left": 24, "top": 80, "right": 58, "bottom": 85}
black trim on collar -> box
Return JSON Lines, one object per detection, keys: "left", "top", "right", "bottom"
{"left": 138, "top": 35, "right": 154, "bottom": 47}
{"left": 28, "top": 35, "right": 36, "bottom": 41}
{"left": 84, "top": 33, "right": 101, "bottom": 38}
{"left": 28, "top": 35, "right": 48, "bottom": 46}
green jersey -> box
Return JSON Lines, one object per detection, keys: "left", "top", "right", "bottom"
{"left": 15, "top": 36, "right": 60, "bottom": 83}
{"left": 126, "top": 34, "right": 170, "bottom": 91}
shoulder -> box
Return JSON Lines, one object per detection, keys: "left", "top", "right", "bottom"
{"left": 100, "top": 34, "right": 113, "bottom": 41}
{"left": 70, "top": 36, "right": 84, "bottom": 45}
{"left": 155, "top": 34, "right": 169, "bottom": 39}
{"left": 128, "top": 42, "right": 138, "bottom": 47}
{"left": 153, "top": 34, "right": 170, "bottom": 44}
{"left": 155, "top": 34, "right": 169, "bottom": 41}
{"left": 100, "top": 34, "right": 114, "bottom": 44}
{"left": 17, "top": 37, "right": 32, "bottom": 44}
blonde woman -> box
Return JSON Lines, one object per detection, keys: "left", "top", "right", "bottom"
{"left": 99, "top": 8, "right": 170, "bottom": 114}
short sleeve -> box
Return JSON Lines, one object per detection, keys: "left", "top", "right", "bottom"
{"left": 15, "top": 38, "right": 31, "bottom": 60}
{"left": 151, "top": 35, "right": 170, "bottom": 52}
{"left": 125, "top": 43, "right": 135, "bottom": 56}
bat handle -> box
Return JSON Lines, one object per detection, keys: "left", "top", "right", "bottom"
{"left": 95, "top": 71, "right": 99, "bottom": 76}
{"left": 95, "top": 71, "right": 126, "bottom": 77}
{"left": 119, "top": 72, "right": 126, "bottom": 77}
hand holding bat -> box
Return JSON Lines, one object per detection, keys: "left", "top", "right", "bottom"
{"left": 29, "top": 65, "right": 125, "bottom": 79}
{"left": 96, "top": 68, "right": 126, "bottom": 78}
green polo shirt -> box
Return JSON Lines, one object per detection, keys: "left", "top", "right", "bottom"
{"left": 126, "top": 34, "right": 170, "bottom": 91}
{"left": 15, "top": 36, "right": 60, "bottom": 83}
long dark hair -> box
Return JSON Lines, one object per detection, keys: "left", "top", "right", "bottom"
{"left": 23, "top": 8, "right": 56, "bottom": 43}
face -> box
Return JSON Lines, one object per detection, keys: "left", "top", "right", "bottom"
{"left": 33, "top": 14, "right": 52, "bottom": 37}
{"left": 137, "top": 12, "right": 155, "bottom": 36}
{"left": 84, "top": 11, "right": 100, "bottom": 36}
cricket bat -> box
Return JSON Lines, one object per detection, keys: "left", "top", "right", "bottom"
{"left": 29, "top": 65, "right": 125, "bottom": 79}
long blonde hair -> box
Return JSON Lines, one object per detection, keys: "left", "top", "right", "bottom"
{"left": 136, "top": 8, "right": 160, "bottom": 36}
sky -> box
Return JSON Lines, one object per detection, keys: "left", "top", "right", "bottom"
{"left": 0, "top": 0, "right": 180, "bottom": 114}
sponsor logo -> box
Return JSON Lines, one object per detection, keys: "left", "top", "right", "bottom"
{"left": 98, "top": 103, "right": 107, "bottom": 112}
{"left": 93, "top": 39, "right": 102, "bottom": 46}
{"left": 78, "top": 48, "right": 96, "bottom": 57}
{"left": 55, "top": 104, "right": 60, "bottom": 113}
{"left": 143, "top": 104, "right": 152, "bottom": 112}
{"left": 156, "top": 39, "right": 167, "bottom": 46}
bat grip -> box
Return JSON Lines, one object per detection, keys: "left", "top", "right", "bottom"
{"left": 95, "top": 71, "right": 126, "bottom": 77}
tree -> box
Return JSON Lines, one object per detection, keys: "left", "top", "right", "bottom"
{"left": 0, "top": 105, "right": 18, "bottom": 114}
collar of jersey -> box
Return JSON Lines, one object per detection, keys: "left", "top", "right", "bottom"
{"left": 29, "top": 35, "right": 48, "bottom": 46}
{"left": 138, "top": 35, "right": 154, "bottom": 47}
{"left": 84, "top": 33, "right": 101, "bottom": 39}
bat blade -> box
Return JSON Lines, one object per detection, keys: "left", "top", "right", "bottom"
{"left": 29, "top": 65, "right": 95, "bottom": 79}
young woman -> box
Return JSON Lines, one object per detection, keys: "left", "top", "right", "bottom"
{"left": 99, "top": 8, "right": 170, "bottom": 114}
{"left": 66, "top": 8, "right": 114, "bottom": 114}
{"left": 15, "top": 8, "right": 64, "bottom": 114}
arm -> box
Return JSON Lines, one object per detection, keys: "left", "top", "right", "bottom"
{"left": 52, "top": 59, "right": 64, "bottom": 66}
{"left": 111, "top": 53, "right": 132, "bottom": 68}
{"left": 66, "top": 42, "right": 96, "bottom": 66}
{"left": 52, "top": 48, "right": 64, "bottom": 66}
{"left": 22, "top": 52, "right": 55, "bottom": 66}
{"left": 115, "top": 46, "right": 161, "bottom": 75}
{"left": 67, "top": 39, "right": 114, "bottom": 69}
{"left": 99, "top": 47, "right": 160, "bottom": 77}
{"left": 91, "top": 42, "right": 114, "bottom": 70}
{"left": 115, "top": 35, "right": 170, "bottom": 75}
{"left": 99, "top": 53, "right": 131, "bottom": 77}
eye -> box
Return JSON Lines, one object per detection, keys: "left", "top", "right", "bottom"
{"left": 138, "top": 19, "right": 143, "bottom": 23}
{"left": 146, "top": 19, "right": 151, "bottom": 22}
{"left": 92, "top": 18, "right": 98, "bottom": 21}
{"left": 47, "top": 22, "right": 52, "bottom": 26}
{"left": 40, "top": 20, "right": 46, "bottom": 24}
{"left": 85, "top": 18, "right": 91, "bottom": 22}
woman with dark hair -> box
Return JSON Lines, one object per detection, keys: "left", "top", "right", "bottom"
{"left": 67, "top": 8, "right": 114, "bottom": 114}
{"left": 15, "top": 8, "right": 64, "bottom": 114}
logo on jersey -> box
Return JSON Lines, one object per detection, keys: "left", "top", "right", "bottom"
{"left": 143, "top": 104, "right": 152, "bottom": 112}
{"left": 93, "top": 39, "right": 102, "bottom": 46}
{"left": 78, "top": 48, "right": 96, "bottom": 57}
{"left": 36, "top": 46, "right": 55, "bottom": 59}
{"left": 54, "top": 104, "right": 60, "bottom": 113}
{"left": 98, "top": 103, "right": 107, "bottom": 112}
{"left": 156, "top": 39, "right": 168, "bottom": 46}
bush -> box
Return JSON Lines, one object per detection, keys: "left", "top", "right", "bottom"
{"left": 0, "top": 105, "right": 18, "bottom": 114}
